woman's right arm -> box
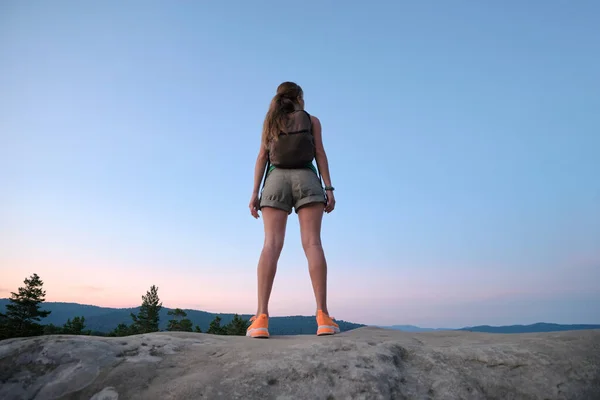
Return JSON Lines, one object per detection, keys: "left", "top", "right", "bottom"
{"left": 252, "top": 145, "right": 269, "bottom": 196}
{"left": 249, "top": 145, "right": 269, "bottom": 218}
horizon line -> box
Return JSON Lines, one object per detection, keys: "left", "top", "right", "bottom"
{"left": 1, "top": 298, "right": 599, "bottom": 329}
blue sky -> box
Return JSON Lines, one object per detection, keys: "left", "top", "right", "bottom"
{"left": 1, "top": 1, "right": 599, "bottom": 328}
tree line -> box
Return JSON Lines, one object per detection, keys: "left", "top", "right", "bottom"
{"left": 0, "top": 273, "right": 250, "bottom": 340}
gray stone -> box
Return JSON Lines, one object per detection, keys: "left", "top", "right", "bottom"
{"left": 89, "top": 387, "right": 118, "bottom": 400}
{"left": 0, "top": 327, "right": 599, "bottom": 399}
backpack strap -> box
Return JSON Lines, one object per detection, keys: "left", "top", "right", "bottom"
{"left": 302, "top": 111, "right": 326, "bottom": 200}
{"left": 260, "top": 151, "right": 270, "bottom": 196}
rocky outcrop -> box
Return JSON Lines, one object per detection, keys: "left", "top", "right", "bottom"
{"left": 1, "top": 327, "right": 599, "bottom": 399}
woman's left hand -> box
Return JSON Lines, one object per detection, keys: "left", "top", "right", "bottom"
{"left": 325, "top": 190, "right": 336, "bottom": 213}
{"left": 249, "top": 192, "right": 260, "bottom": 219}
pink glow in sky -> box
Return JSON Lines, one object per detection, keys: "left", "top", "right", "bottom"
{"left": 2, "top": 252, "right": 598, "bottom": 328}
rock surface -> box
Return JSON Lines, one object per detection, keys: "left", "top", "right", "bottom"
{"left": 1, "top": 327, "right": 599, "bottom": 399}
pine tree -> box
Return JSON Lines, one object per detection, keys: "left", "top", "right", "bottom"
{"left": 167, "top": 308, "right": 186, "bottom": 329}
{"left": 225, "top": 314, "right": 250, "bottom": 336}
{"left": 3, "top": 273, "right": 51, "bottom": 338}
{"left": 0, "top": 311, "right": 9, "bottom": 340}
{"left": 130, "top": 285, "right": 162, "bottom": 334}
{"left": 207, "top": 316, "right": 226, "bottom": 335}
{"left": 108, "top": 323, "right": 135, "bottom": 337}
{"left": 167, "top": 308, "right": 193, "bottom": 332}
{"left": 43, "top": 323, "right": 63, "bottom": 335}
{"left": 63, "top": 316, "right": 88, "bottom": 335}
{"left": 179, "top": 318, "right": 193, "bottom": 332}
{"left": 194, "top": 325, "right": 202, "bottom": 333}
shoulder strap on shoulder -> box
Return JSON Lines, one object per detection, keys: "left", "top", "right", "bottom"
{"left": 302, "top": 110, "right": 312, "bottom": 132}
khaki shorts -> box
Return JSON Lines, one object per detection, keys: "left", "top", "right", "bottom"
{"left": 259, "top": 167, "right": 326, "bottom": 214}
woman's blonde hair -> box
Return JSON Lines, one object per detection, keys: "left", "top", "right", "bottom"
{"left": 261, "top": 81, "right": 303, "bottom": 149}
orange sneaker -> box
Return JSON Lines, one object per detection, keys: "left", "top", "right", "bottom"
{"left": 246, "top": 314, "right": 269, "bottom": 338}
{"left": 316, "top": 310, "right": 340, "bottom": 336}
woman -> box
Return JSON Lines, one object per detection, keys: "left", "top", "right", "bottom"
{"left": 247, "top": 81, "right": 338, "bottom": 338}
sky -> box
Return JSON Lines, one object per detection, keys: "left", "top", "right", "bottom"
{"left": 1, "top": 1, "right": 599, "bottom": 328}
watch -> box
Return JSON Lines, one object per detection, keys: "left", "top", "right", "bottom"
{"left": 324, "top": 186, "right": 335, "bottom": 191}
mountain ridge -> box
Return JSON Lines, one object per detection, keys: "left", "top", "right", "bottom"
{"left": 459, "top": 322, "right": 600, "bottom": 333}
{"left": 0, "top": 299, "right": 363, "bottom": 335}
{"left": 1, "top": 299, "right": 599, "bottom": 335}
{"left": 378, "top": 324, "right": 451, "bottom": 332}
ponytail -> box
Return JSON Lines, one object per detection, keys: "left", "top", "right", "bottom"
{"left": 261, "top": 82, "right": 303, "bottom": 149}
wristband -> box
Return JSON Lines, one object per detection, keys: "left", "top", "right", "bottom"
{"left": 324, "top": 186, "right": 335, "bottom": 191}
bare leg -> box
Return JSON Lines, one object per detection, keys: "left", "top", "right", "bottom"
{"left": 256, "top": 206, "right": 288, "bottom": 316}
{"left": 297, "top": 203, "right": 328, "bottom": 315}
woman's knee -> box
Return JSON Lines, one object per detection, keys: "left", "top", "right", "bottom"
{"left": 301, "top": 235, "right": 322, "bottom": 251}
{"left": 264, "top": 236, "right": 285, "bottom": 253}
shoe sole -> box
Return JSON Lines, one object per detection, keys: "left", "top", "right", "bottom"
{"left": 246, "top": 327, "right": 270, "bottom": 338}
{"left": 317, "top": 325, "right": 340, "bottom": 336}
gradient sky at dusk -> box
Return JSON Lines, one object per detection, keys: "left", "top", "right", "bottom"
{"left": 1, "top": 1, "right": 599, "bottom": 328}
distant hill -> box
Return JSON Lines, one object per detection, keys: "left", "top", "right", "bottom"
{"left": 458, "top": 322, "right": 600, "bottom": 334}
{"left": 378, "top": 325, "right": 450, "bottom": 332}
{"left": 0, "top": 299, "right": 364, "bottom": 335}
{"left": 378, "top": 323, "right": 600, "bottom": 334}
{"left": 3, "top": 299, "right": 597, "bottom": 335}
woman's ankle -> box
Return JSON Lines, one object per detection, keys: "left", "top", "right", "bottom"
{"left": 317, "top": 308, "right": 329, "bottom": 316}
